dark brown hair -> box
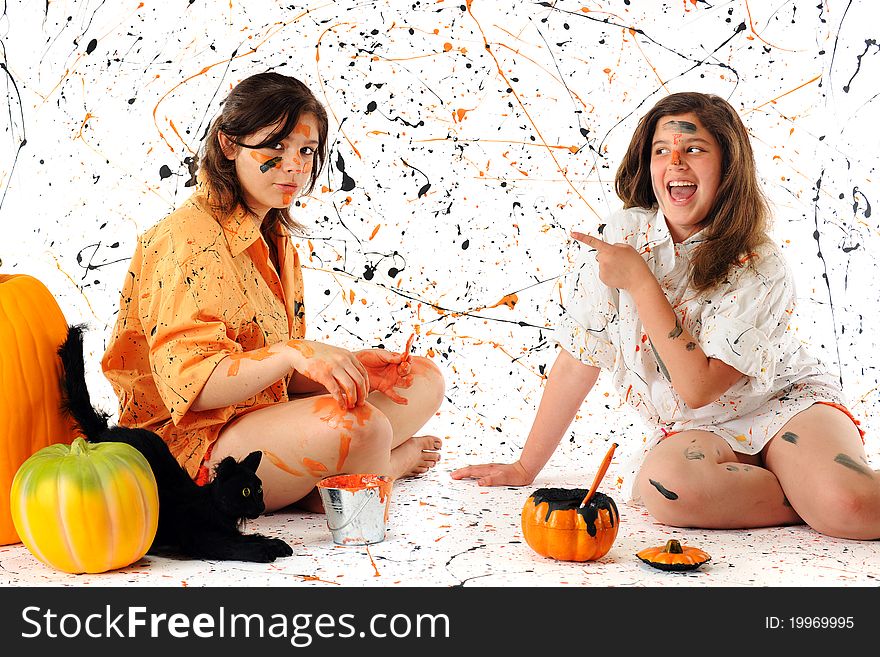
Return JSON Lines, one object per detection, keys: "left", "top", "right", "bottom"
{"left": 615, "top": 92, "right": 770, "bottom": 292}
{"left": 198, "top": 72, "right": 329, "bottom": 235}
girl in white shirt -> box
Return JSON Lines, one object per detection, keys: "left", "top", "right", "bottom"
{"left": 452, "top": 92, "right": 878, "bottom": 540}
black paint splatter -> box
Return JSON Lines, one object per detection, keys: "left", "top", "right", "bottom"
{"left": 781, "top": 432, "right": 799, "bottom": 444}
{"left": 649, "top": 479, "right": 679, "bottom": 500}
{"left": 335, "top": 151, "right": 356, "bottom": 192}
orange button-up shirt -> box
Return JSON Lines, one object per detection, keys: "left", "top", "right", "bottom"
{"left": 101, "top": 188, "right": 305, "bottom": 477}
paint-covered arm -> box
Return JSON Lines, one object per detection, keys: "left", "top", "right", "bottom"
{"left": 451, "top": 349, "right": 600, "bottom": 486}
{"left": 190, "top": 340, "right": 370, "bottom": 412}
{"left": 629, "top": 276, "right": 743, "bottom": 409}
{"left": 572, "top": 232, "right": 742, "bottom": 409}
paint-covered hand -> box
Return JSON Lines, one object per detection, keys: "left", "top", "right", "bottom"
{"left": 450, "top": 461, "right": 534, "bottom": 487}
{"left": 286, "top": 340, "right": 370, "bottom": 409}
{"left": 571, "top": 232, "right": 654, "bottom": 293}
{"left": 355, "top": 349, "right": 415, "bottom": 405}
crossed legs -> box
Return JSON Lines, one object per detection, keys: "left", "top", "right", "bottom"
{"left": 634, "top": 403, "right": 880, "bottom": 539}
{"left": 207, "top": 356, "right": 445, "bottom": 512}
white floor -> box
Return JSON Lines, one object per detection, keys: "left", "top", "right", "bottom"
{"left": 2, "top": 411, "right": 878, "bottom": 588}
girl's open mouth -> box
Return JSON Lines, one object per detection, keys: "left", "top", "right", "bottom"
{"left": 668, "top": 180, "right": 697, "bottom": 202}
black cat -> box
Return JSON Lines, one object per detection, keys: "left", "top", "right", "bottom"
{"left": 58, "top": 324, "right": 293, "bottom": 563}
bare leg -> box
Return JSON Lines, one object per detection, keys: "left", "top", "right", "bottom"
{"left": 367, "top": 356, "right": 445, "bottom": 478}
{"left": 206, "top": 357, "right": 445, "bottom": 512}
{"left": 207, "top": 395, "right": 395, "bottom": 512}
{"left": 763, "top": 403, "right": 880, "bottom": 539}
{"left": 634, "top": 430, "right": 803, "bottom": 529}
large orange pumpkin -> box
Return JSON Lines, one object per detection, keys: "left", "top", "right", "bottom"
{"left": 0, "top": 273, "right": 78, "bottom": 545}
{"left": 521, "top": 488, "right": 620, "bottom": 562}
{"left": 11, "top": 437, "right": 159, "bottom": 574}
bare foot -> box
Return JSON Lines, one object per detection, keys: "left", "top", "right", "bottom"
{"left": 390, "top": 435, "right": 442, "bottom": 479}
{"left": 291, "top": 486, "right": 325, "bottom": 514}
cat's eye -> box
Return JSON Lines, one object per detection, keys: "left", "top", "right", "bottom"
{"left": 242, "top": 487, "right": 251, "bottom": 497}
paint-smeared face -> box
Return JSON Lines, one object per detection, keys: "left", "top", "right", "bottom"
{"left": 649, "top": 112, "right": 722, "bottom": 242}
{"left": 219, "top": 112, "right": 320, "bottom": 218}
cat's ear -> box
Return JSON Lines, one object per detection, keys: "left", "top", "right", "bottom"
{"left": 214, "top": 456, "right": 239, "bottom": 479}
{"left": 241, "top": 450, "right": 262, "bottom": 472}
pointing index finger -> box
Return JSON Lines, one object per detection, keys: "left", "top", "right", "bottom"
{"left": 571, "top": 231, "right": 609, "bottom": 251}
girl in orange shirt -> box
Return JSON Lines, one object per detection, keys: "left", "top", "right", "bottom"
{"left": 103, "top": 72, "right": 444, "bottom": 512}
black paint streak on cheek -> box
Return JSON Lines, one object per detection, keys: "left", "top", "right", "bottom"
{"left": 781, "top": 431, "right": 799, "bottom": 444}
{"left": 833, "top": 453, "right": 873, "bottom": 477}
{"left": 649, "top": 479, "right": 679, "bottom": 500}
{"left": 260, "top": 156, "right": 282, "bottom": 173}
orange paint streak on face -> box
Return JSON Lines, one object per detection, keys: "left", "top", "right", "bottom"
{"left": 293, "top": 122, "right": 312, "bottom": 138}
{"left": 302, "top": 457, "right": 329, "bottom": 477}
{"left": 263, "top": 449, "right": 304, "bottom": 476}
{"left": 336, "top": 434, "right": 352, "bottom": 471}
{"left": 250, "top": 150, "right": 281, "bottom": 166}
{"left": 312, "top": 397, "right": 372, "bottom": 430}
{"left": 226, "top": 346, "right": 274, "bottom": 376}
{"left": 287, "top": 340, "right": 316, "bottom": 357}
{"left": 282, "top": 193, "right": 293, "bottom": 205}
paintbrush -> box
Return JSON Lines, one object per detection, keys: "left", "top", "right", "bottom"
{"left": 579, "top": 442, "right": 618, "bottom": 508}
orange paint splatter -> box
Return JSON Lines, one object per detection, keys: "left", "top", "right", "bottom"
{"left": 443, "top": 42, "right": 453, "bottom": 52}
{"left": 365, "top": 543, "right": 381, "bottom": 577}
{"left": 489, "top": 293, "right": 518, "bottom": 310}
{"left": 287, "top": 340, "right": 316, "bottom": 357}
{"left": 336, "top": 434, "right": 352, "bottom": 471}
{"left": 369, "top": 224, "right": 381, "bottom": 240}
{"left": 226, "top": 346, "right": 274, "bottom": 376}
{"left": 302, "top": 457, "right": 329, "bottom": 476}
{"left": 293, "top": 122, "right": 312, "bottom": 137}
{"left": 313, "top": 396, "right": 373, "bottom": 430}
{"left": 263, "top": 449, "right": 304, "bottom": 477}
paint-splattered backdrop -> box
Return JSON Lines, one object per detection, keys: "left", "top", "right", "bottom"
{"left": 2, "top": 1, "right": 877, "bottom": 486}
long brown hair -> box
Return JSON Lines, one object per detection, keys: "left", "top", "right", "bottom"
{"left": 615, "top": 92, "right": 770, "bottom": 292}
{"left": 198, "top": 72, "right": 329, "bottom": 235}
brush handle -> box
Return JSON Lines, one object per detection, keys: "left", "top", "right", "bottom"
{"left": 580, "top": 442, "right": 618, "bottom": 508}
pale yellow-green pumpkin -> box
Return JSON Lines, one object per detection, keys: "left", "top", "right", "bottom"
{"left": 11, "top": 437, "right": 159, "bottom": 574}
{"left": 0, "top": 273, "right": 79, "bottom": 545}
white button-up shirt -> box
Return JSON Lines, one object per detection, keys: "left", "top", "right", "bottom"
{"left": 556, "top": 206, "right": 845, "bottom": 456}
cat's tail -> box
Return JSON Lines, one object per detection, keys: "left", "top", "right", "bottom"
{"left": 58, "top": 324, "right": 111, "bottom": 440}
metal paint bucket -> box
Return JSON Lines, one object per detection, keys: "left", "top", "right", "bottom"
{"left": 316, "top": 474, "right": 393, "bottom": 545}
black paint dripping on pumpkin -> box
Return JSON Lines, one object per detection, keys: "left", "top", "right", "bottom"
{"left": 528, "top": 488, "right": 618, "bottom": 538}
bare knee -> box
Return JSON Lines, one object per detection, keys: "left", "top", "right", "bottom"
{"left": 410, "top": 356, "right": 445, "bottom": 411}
{"left": 637, "top": 463, "right": 713, "bottom": 527}
{"left": 796, "top": 483, "right": 880, "bottom": 539}
{"left": 345, "top": 403, "right": 394, "bottom": 452}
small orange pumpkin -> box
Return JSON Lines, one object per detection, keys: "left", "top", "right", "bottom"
{"left": 521, "top": 442, "right": 619, "bottom": 562}
{"left": 636, "top": 539, "right": 711, "bottom": 571}
{"left": 521, "top": 488, "right": 620, "bottom": 562}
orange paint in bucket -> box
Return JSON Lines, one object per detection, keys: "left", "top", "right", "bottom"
{"left": 316, "top": 474, "right": 393, "bottom": 545}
